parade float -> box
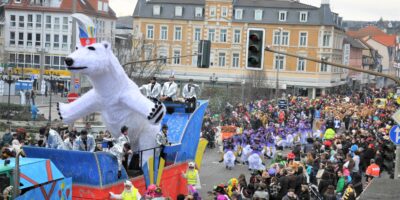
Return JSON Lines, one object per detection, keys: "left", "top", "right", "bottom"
{"left": 16, "top": 14, "right": 209, "bottom": 199}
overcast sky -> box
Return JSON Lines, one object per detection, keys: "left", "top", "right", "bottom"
{"left": 109, "top": 0, "right": 400, "bottom": 21}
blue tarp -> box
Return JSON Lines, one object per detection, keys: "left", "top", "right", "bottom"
{"left": 23, "top": 147, "right": 128, "bottom": 187}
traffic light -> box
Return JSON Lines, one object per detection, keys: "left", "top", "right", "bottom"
{"left": 246, "top": 29, "right": 265, "bottom": 69}
{"left": 197, "top": 40, "right": 211, "bottom": 68}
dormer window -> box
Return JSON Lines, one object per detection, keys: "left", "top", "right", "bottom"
{"left": 175, "top": 6, "right": 183, "bottom": 17}
{"left": 98, "top": 1, "right": 102, "bottom": 11}
{"left": 195, "top": 7, "right": 203, "bottom": 17}
{"left": 255, "top": 9, "right": 263, "bottom": 20}
{"left": 235, "top": 9, "right": 243, "bottom": 20}
{"left": 300, "top": 11, "right": 308, "bottom": 22}
{"left": 279, "top": 11, "right": 287, "bottom": 21}
{"left": 153, "top": 5, "right": 161, "bottom": 15}
{"left": 103, "top": 2, "right": 108, "bottom": 12}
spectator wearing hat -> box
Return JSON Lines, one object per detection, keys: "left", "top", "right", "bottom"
{"left": 110, "top": 180, "right": 141, "bottom": 200}
{"left": 73, "top": 129, "right": 95, "bottom": 152}
{"left": 40, "top": 126, "right": 65, "bottom": 150}
{"left": 160, "top": 75, "right": 177, "bottom": 102}
{"left": 182, "top": 162, "right": 201, "bottom": 193}
{"left": 1, "top": 128, "right": 13, "bottom": 147}
{"left": 139, "top": 77, "right": 162, "bottom": 100}
{"left": 156, "top": 124, "right": 170, "bottom": 160}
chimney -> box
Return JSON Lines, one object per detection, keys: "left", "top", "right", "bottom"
{"left": 321, "top": 0, "right": 330, "bottom": 5}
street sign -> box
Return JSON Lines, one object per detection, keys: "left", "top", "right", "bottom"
{"left": 393, "top": 109, "right": 400, "bottom": 125}
{"left": 67, "top": 93, "right": 79, "bottom": 103}
{"left": 75, "top": 84, "right": 80, "bottom": 89}
{"left": 278, "top": 99, "right": 287, "bottom": 109}
{"left": 40, "top": 80, "right": 46, "bottom": 95}
{"left": 75, "top": 78, "right": 79, "bottom": 84}
{"left": 390, "top": 125, "right": 400, "bottom": 145}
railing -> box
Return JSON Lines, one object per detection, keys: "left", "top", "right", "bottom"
{"left": 127, "top": 146, "right": 162, "bottom": 177}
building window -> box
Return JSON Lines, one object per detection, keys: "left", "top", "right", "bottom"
{"left": 279, "top": 11, "right": 287, "bottom": 21}
{"left": 17, "top": 54, "right": 24, "bottom": 66}
{"left": 297, "top": 58, "right": 306, "bottom": 71}
{"left": 220, "top": 29, "right": 227, "bottom": 42}
{"left": 19, "top": 16, "right": 24, "bottom": 28}
{"left": 273, "top": 30, "right": 280, "bottom": 45}
{"left": 27, "top": 33, "right": 32, "bottom": 47}
{"left": 62, "top": 17, "right": 68, "bottom": 30}
{"left": 53, "top": 56, "right": 60, "bottom": 69}
{"left": 195, "top": 7, "right": 203, "bottom": 17}
{"left": 175, "top": 6, "right": 183, "bottom": 16}
{"left": 15, "top": 0, "right": 21, "bottom": 3}
{"left": 36, "top": 14, "right": 41, "bottom": 28}
{"left": 232, "top": 53, "right": 239, "bottom": 68}
{"left": 9, "top": 53, "right": 16, "bottom": 65}
{"left": 53, "top": 34, "right": 59, "bottom": 49}
{"left": 25, "top": 55, "right": 32, "bottom": 68}
{"left": 322, "top": 31, "right": 331, "bottom": 47}
{"left": 208, "top": 29, "right": 215, "bottom": 42}
{"left": 10, "top": 15, "right": 16, "bottom": 27}
{"left": 35, "top": 33, "right": 41, "bottom": 47}
{"left": 221, "top": 7, "right": 228, "bottom": 17}
{"left": 54, "top": 17, "right": 60, "bottom": 30}
{"left": 153, "top": 5, "right": 161, "bottom": 15}
{"left": 27, "top": 14, "right": 33, "bottom": 28}
{"left": 9, "top": 32, "right": 15, "bottom": 46}
{"left": 45, "top": 56, "right": 51, "bottom": 69}
{"left": 274, "top": 54, "right": 285, "bottom": 70}
{"left": 173, "top": 49, "right": 181, "bottom": 64}
{"left": 62, "top": 35, "right": 68, "bottom": 49}
{"left": 300, "top": 11, "right": 308, "bottom": 22}
{"left": 174, "top": 26, "right": 182, "bottom": 40}
{"left": 209, "top": 6, "right": 216, "bottom": 17}
{"left": 18, "top": 32, "right": 24, "bottom": 46}
{"left": 45, "top": 16, "right": 51, "bottom": 29}
{"left": 299, "top": 32, "right": 307, "bottom": 47}
{"left": 235, "top": 9, "right": 243, "bottom": 19}
{"left": 45, "top": 34, "right": 51, "bottom": 47}
{"left": 320, "top": 63, "right": 328, "bottom": 72}
{"left": 255, "top": 9, "right": 263, "bottom": 20}
{"left": 146, "top": 25, "right": 154, "bottom": 39}
{"left": 194, "top": 28, "right": 201, "bottom": 41}
{"left": 160, "top": 26, "right": 168, "bottom": 40}
{"left": 281, "top": 31, "right": 289, "bottom": 46}
{"left": 218, "top": 52, "right": 226, "bottom": 67}
{"left": 34, "top": 55, "right": 40, "bottom": 68}
{"left": 103, "top": 2, "right": 108, "bottom": 12}
{"left": 234, "top": 29, "right": 241, "bottom": 43}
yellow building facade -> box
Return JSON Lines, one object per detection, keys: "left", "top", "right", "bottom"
{"left": 133, "top": 0, "right": 347, "bottom": 97}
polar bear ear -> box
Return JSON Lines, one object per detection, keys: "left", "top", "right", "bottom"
{"left": 101, "top": 41, "right": 112, "bottom": 51}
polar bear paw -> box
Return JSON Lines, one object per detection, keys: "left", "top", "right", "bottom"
{"left": 147, "top": 99, "right": 165, "bottom": 124}
{"left": 56, "top": 102, "right": 63, "bottom": 120}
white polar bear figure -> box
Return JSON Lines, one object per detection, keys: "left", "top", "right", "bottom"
{"left": 57, "top": 41, "right": 165, "bottom": 166}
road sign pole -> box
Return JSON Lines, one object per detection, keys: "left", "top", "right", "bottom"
{"left": 396, "top": 146, "right": 400, "bottom": 179}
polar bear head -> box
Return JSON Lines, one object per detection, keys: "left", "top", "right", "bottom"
{"left": 65, "top": 41, "right": 122, "bottom": 77}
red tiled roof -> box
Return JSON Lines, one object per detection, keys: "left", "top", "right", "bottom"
{"left": 5, "top": 0, "right": 116, "bottom": 19}
{"left": 346, "top": 25, "right": 386, "bottom": 39}
{"left": 371, "top": 35, "right": 397, "bottom": 47}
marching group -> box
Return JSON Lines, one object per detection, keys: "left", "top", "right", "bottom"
{"left": 203, "top": 87, "right": 398, "bottom": 200}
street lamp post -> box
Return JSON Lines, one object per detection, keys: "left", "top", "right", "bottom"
{"left": 48, "top": 72, "right": 54, "bottom": 123}
{"left": 275, "top": 27, "right": 283, "bottom": 103}
{"left": 241, "top": 79, "right": 245, "bottom": 104}
{"left": 4, "top": 68, "right": 16, "bottom": 124}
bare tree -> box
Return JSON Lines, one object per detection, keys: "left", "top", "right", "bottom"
{"left": 240, "top": 70, "right": 272, "bottom": 101}
{"left": 117, "top": 27, "right": 165, "bottom": 86}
